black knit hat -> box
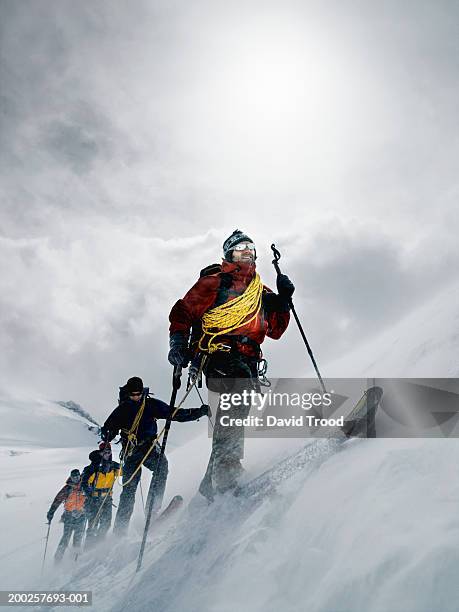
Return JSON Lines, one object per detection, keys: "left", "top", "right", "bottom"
{"left": 222, "top": 229, "right": 255, "bottom": 261}
{"left": 126, "top": 376, "right": 144, "bottom": 393}
{"left": 70, "top": 469, "right": 80, "bottom": 478}
{"left": 89, "top": 450, "right": 100, "bottom": 463}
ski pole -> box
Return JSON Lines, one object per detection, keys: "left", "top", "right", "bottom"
{"left": 136, "top": 365, "right": 182, "bottom": 573}
{"left": 271, "top": 243, "right": 327, "bottom": 395}
{"left": 40, "top": 522, "right": 51, "bottom": 576}
{"left": 194, "top": 385, "right": 214, "bottom": 429}
{"left": 139, "top": 479, "right": 146, "bottom": 516}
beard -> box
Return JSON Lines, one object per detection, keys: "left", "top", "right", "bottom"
{"left": 233, "top": 253, "right": 255, "bottom": 263}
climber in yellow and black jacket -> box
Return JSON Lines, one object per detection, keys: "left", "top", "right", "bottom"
{"left": 81, "top": 442, "right": 120, "bottom": 547}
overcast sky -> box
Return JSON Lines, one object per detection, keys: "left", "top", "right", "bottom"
{"left": 1, "top": 0, "right": 458, "bottom": 418}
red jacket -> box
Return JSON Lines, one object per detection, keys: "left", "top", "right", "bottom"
{"left": 169, "top": 260, "right": 290, "bottom": 356}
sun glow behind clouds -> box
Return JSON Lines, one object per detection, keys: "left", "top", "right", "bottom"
{"left": 174, "top": 12, "right": 391, "bottom": 199}
{"left": 213, "top": 20, "right": 342, "bottom": 130}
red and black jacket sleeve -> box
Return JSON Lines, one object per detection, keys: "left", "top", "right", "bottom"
{"left": 262, "top": 287, "right": 291, "bottom": 339}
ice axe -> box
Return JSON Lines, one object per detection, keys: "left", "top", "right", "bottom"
{"left": 271, "top": 243, "right": 327, "bottom": 395}
{"left": 136, "top": 365, "right": 182, "bottom": 573}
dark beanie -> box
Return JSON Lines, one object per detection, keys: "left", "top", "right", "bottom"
{"left": 89, "top": 450, "right": 100, "bottom": 463}
{"left": 222, "top": 229, "right": 254, "bottom": 261}
{"left": 70, "top": 469, "right": 80, "bottom": 478}
{"left": 126, "top": 376, "right": 143, "bottom": 393}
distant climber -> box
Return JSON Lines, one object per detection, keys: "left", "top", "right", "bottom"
{"left": 46, "top": 468, "right": 86, "bottom": 562}
{"left": 81, "top": 442, "right": 120, "bottom": 547}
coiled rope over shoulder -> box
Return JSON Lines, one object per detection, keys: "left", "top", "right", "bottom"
{"left": 198, "top": 273, "right": 263, "bottom": 354}
{"left": 121, "top": 396, "right": 146, "bottom": 454}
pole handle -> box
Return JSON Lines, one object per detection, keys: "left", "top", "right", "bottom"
{"left": 270, "top": 243, "right": 282, "bottom": 276}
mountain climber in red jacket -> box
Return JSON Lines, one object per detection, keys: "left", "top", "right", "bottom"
{"left": 46, "top": 469, "right": 86, "bottom": 561}
{"left": 168, "top": 229, "right": 294, "bottom": 499}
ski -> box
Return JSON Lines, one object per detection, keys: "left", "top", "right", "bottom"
{"left": 234, "top": 386, "right": 383, "bottom": 502}
{"left": 155, "top": 494, "right": 184, "bottom": 523}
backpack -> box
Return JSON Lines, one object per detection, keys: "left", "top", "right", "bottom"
{"left": 64, "top": 484, "right": 85, "bottom": 513}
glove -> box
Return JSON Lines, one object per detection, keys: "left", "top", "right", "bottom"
{"left": 168, "top": 332, "right": 190, "bottom": 367}
{"left": 47, "top": 510, "right": 54, "bottom": 523}
{"left": 200, "top": 404, "right": 210, "bottom": 417}
{"left": 188, "top": 354, "right": 202, "bottom": 382}
{"left": 262, "top": 291, "right": 280, "bottom": 313}
{"left": 276, "top": 274, "right": 295, "bottom": 300}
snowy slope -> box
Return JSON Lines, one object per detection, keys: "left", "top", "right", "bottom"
{"left": 107, "top": 438, "right": 459, "bottom": 612}
{"left": 0, "top": 396, "right": 99, "bottom": 593}
{"left": 1, "top": 282, "right": 459, "bottom": 611}
{"left": 0, "top": 396, "right": 99, "bottom": 447}
{"left": 324, "top": 281, "right": 459, "bottom": 378}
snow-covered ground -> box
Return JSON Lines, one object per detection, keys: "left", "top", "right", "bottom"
{"left": 0, "top": 399, "right": 99, "bottom": 593}
{"left": 1, "top": 282, "right": 458, "bottom": 611}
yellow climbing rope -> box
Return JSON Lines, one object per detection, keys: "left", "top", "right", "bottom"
{"left": 198, "top": 273, "right": 263, "bottom": 354}
{"left": 121, "top": 396, "right": 146, "bottom": 458}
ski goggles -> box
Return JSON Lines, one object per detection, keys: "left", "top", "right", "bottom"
{"left": 233, "top": 242, "right": 256, "bottom": 251}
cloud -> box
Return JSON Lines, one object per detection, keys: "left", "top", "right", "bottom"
{"left": 40, "top": 105, "right": 114, "bottom": 175}
{"left": 1, "top": 215, "right": 456, "bottom": 415}
{"left": 1, "top": 0, "right": 458, "bottom": 413}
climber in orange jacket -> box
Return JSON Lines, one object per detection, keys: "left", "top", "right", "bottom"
{"left": 46, "top": 468, "right": 86, "bottom": 562}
